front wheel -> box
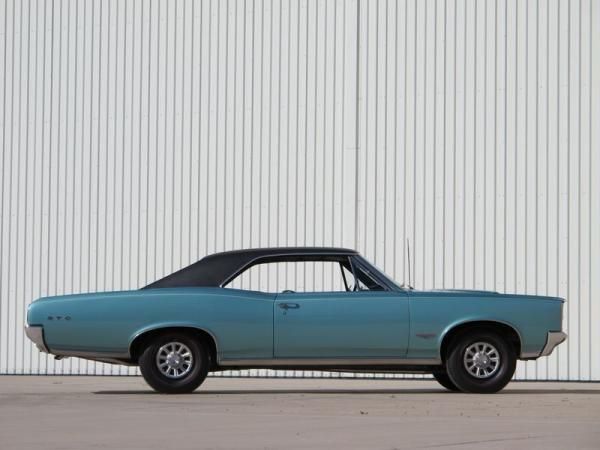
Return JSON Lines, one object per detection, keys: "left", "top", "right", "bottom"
{"left": 446, "top": 331, "right": 516, "bottom": 393}
{"left": 139, "top": 332, "right": 209, "bottom": 393}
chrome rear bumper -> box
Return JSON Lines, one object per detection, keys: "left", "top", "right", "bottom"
{"left": 540, "top": 331, "right": 567, "bottom": 357}
{"left": 25, "top": 325, "right": 49, "bottom": 353}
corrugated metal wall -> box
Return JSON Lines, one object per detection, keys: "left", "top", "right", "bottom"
{"left": 1, "top": 0, "right": 598, "bottom": 380}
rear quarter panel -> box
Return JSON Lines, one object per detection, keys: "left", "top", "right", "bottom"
{"left": 407, "top": 291, "right": 564, "bottom": 359}
{"left": 28, "top": 288, "right": 275, "bottom": 359}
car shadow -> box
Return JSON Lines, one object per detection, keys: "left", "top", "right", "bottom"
{"left": 93, "top": 388, "right": 600, "bottom": 395}
{"left": 94, "top": 389, "right": 444, "bottom": 395}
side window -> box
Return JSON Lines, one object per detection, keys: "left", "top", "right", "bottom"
{"left": 226, "top": 261, "right": 353, "bottom": 293}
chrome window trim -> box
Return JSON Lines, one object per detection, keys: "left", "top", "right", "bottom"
{"left": 219, "top": 251, "right": 358, "bottom": 288}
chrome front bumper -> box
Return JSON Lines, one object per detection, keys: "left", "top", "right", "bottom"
{"left": 540, "top": 331, "right": 567, "bottom": 357}
{"left": 25, "top": 325, "right": 49, "bottom": 353}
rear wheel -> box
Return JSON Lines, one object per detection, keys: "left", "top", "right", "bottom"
{"left": 432, "top": 370, "right": 460, "bottom": 391}
{"left": 139, "top": 332, "right": 209, "bottom": 393}
{"left": 446, "top": 331, "right": 516, "bottom": 393}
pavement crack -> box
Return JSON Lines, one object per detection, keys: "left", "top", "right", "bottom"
{"left": 417, "top": 435, "right": 541, "bottom": 449}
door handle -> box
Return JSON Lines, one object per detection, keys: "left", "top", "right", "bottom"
{"left": 278, "top": 303, "right": 300, "bottom": 310}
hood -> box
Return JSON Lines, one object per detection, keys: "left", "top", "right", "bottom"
{"left": 429, "top": 289, "right": 499, "bottom": 295}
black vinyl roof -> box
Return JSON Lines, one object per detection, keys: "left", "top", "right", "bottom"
{"left": 143, "top": 247, "right": 358, "bottom": 289}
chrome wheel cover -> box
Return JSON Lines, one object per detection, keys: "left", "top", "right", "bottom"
{"left": 155, "top": 342, "right": 194, "bottom": 379}
{"left": 463, "top": 342, "right": 500, "bottom": 379}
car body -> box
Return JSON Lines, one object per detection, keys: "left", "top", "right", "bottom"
{"left": 26, "top": 247, "right": 567, "bottom": 393}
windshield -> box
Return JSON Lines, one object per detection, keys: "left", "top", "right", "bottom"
{"left": 352, "top": 255, "right": 403, "bottom": 291}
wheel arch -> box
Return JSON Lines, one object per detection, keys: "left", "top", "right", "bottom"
{"left": 129, "top": 324, "right": 219, "bottom": 368}
{"left": 439, "top": 320, "right": 522, "bottom": 362}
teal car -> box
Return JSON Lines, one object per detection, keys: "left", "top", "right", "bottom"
{"left": 26, "top": 247, "right": 566, "bottom": 393}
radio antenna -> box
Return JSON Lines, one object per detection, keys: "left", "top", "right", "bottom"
{"left": 407, "top": 239, "right": 413, "bottom": 289}
{"left": 406, "top": 238, "right": 414, "bottom": 289}
{"left": 401, "top": 238, "right": 414, "bottom": 290}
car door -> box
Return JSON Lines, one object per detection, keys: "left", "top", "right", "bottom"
{"left": 274, "top": 289, "right": 410, "bottom": 359}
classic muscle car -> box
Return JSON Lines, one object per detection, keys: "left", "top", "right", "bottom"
{"left": 26, "top": 247, "right": 567, "bottom": 393}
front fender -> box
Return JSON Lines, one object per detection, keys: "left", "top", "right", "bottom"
{"left": 437, "top": 317, "right": 524, "bottom": 359}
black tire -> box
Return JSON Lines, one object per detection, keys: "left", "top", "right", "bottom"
{"left": 138, "top": 332, "right": 209, "bottom": 394}
{"left": 432, "top": 371, "right": 460, "bottom": 392}
{"left": 446, "top": 330, "right": 516, "bottom": 393}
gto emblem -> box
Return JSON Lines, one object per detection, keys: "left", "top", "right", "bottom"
{"left": 47, "top": 316, "right": 71, "bottom": 321}
{"left": 416, "top": 333, "right": 436, "bottom": 339}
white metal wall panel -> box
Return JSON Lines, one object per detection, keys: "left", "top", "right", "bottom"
{"left": 0, "top": 0, "right": 598, "bottom": 380}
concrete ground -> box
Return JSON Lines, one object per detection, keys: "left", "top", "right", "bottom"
{"left": 0, "top": 376, "right": 598, "bottom": 449}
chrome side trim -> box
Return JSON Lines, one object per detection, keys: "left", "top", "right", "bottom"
{"left": 540, "top": 331, "right": 567, "bottom": 357}
{"left": 51, "top": 350, "right": 132, "bottom": 364}
{"left": 52, "top": 350, "right": 131, "bottom": 359}
{"left": 218, "top": 357, "right": 442, "bottom": 366}
{"left": 25, "top": 325, "right": 49, "bottom": 353}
